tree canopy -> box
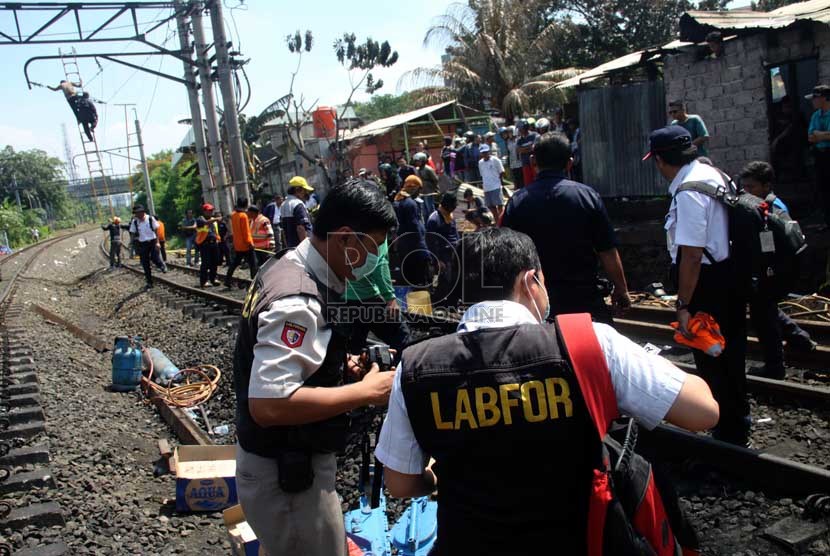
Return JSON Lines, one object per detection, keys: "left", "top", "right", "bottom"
{"left": 404, "top": 0, "right": 737, "bottom": 119}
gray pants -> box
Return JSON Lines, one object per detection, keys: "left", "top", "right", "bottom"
{"left": 109, "top": 240, "right": 121, "bottom": 267}
{"left": 236, "top": 445, "right": 346, "bottom": 556}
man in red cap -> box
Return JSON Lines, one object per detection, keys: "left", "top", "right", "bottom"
{"left": 195, "top": 203, "right": 221, "bottom": 287}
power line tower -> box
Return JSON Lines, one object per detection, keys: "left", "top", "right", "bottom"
{"left": 61, "top": 123, "right": 79, "bottom": 182}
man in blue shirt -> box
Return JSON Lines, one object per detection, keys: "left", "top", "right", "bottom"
{"left": 739, "top": 161, "right": 817, "bottom": 380}
{"left": 669, "top": 100, "right": 710, "bottom": 157}
{"left": 807, "top": 84, "right": 830, "bottom": 228}
{"left": 394, "top": 175, "right": 430, "bottom": 288}
{"left": 502, "top": 132, "right": 631, "bottom": 325}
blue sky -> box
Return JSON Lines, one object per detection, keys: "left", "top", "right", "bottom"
{"left": 0, "top": 1, "right": 448, "bottom": 176}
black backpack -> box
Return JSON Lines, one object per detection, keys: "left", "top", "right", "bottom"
{"left": 676, "top": 172, "right": 806, "bottom": 299}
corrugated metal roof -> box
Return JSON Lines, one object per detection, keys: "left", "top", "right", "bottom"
{"left": 556, "top": 40, "right": 692, "bottom": 89}
{"left": 682, "top": 0, "right": 830, "bottom": 41}
{"left": 344, "top": 100, "right": 457, "bottom": 140}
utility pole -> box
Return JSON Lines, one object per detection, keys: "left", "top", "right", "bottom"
{"left": 114, "top": 103, "right": 136, "bottom": 203}
{"left": 175, "top": 2, "right": 215, "bottom": 209}
{"left": 133, "top": 111, "right": 156, "bottom": 216}
{"left": 207, "top": 0, "right": 250, "bottom": 203}
{"left": 192, "top": 4, "right": 231, "bottom": 213}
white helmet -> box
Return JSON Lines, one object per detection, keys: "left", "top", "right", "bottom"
{"left": 535, "top": 118, "right": 551, "bottom": 131}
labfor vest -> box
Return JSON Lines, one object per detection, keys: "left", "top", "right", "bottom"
{"left": 400, "top": 322, "right": 597, "bottom": 555}
{"left": 233, "top": 252, "right": 350, "bottom": 456}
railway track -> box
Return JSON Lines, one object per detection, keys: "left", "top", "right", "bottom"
{"left": 0, "top": 231, "right": 88, "bottom": 556}
{"left": 105, "top": 242, "right": 830, "bottom": 499}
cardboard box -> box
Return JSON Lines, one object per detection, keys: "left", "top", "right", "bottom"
{"left": 173, "top": 445, "right": 238, "bottom": 512}
{"left": 223, "top": 504, "right": 263, "bottom": 556}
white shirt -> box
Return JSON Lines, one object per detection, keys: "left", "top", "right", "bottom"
{"left": 506, "top": 138, "right": 522, "bottom": 169}
{"left": 665, "top": 159, "right": 730, "bottom": 264}
{"left": 375, "top": 300, "right": 686, "bottom": 475}
{"left": 478, "top": 156, "right": 505, "bottom": 192}
{"left": 129, "top": 215, "right": 158, "bottom": 242}
{"left": 248, "top": 239, "right": 345, "bottom": 400}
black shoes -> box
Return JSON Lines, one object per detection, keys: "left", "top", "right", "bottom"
{"left": 748, "top": 365, "right": 786, "bottom": 380}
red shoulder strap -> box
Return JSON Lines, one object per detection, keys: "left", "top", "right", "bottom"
{"left": 556, "top": 314, "right": 619, "bottom": 438}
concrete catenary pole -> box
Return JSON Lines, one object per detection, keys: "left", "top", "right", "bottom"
{"left": 206, "top": 0, "right": 250, "bottom": 203}
{"left": 191, "top": 5, "right": 232, "bottom": 213}
{"left": 175, "top": 3, "right": 216, "bottom": 208}
{"left": 133, "top": 111, "right": 156, "bottom": 216}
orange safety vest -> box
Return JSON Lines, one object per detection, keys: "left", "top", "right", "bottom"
{"left": 157, "top": 221, "right": 166, "bottom": 242}
{"left": 195, "top": 220, "right": 219, "bottom": 245}
{"left": 251, "top": 214, "right": 275, "bottom": 250}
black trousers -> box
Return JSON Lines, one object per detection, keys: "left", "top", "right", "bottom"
{"left": 511, "top": 167, "right": 524, "bottom": 189}
{"left": 815, "top": 150, "right": 830, "bottom": 226}
{"left": 549, "top": 284, "right": 614, "bottom": 326}
{"left": 218, "top": 239, "right": 231, "bottom": 266}
{"left": 255, "top": 249, "right": 271, "bottom": 268}
{"left": 226, "top": 248, "right": 258, "bottom": 285}
{"left": 136, "top": 240, "right": 155, "bottom": 285}
{"left": 158, "top": 241, "right": 167, "bottom": 262}
{"left": 749, "top": 292, "right": 785, "bottom": 375}
{"left": 344, "top": 297, "right": 411, "bottom": 357}
{"left": 109, "top": 240, "right": 121, "bottom": 267}
{"left": 81, "top": 120, "right": 95, "bottom": 142}
{"left": 687, "top": 260, "right": 750, "bottom": 443}
{"left": 199, "top": 241, "right": 219, "bottom": 285}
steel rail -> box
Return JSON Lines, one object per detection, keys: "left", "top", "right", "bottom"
{"left": 107, "top": 245, "right": 830, "bottom": 496}
{"left": 626, "top": 303, "right": 830, "bottom": 345}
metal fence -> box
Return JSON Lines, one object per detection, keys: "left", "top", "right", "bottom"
{"left": 579, "top": 80, "right": 667, "bottom": 197}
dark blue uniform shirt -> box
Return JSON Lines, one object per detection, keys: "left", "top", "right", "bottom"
{"left": 502, "top": 170, "right": 616, "bottom": 290}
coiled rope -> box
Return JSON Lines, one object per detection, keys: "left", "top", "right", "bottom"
{"left": 140, "top": 347, "right": 221, "bottom": 408}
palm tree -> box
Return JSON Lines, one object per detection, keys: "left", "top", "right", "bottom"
{"left": 400, "top": 0, "right": 583, "bottom": 120}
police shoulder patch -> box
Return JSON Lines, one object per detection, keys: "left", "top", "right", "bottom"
{"left": 281, "top": 322, "right": 308, "bottom": 348}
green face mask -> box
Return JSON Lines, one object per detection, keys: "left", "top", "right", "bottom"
{"left": 348, "top": 235, "right": 379, "bottom": 281}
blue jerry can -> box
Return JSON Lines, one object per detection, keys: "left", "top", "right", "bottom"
{"left": 111, "top": 336, "right": 144, "bottom": 392}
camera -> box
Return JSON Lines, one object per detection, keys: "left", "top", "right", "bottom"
{"left": 363, "top": 343, "right": 393, "bottom": 371}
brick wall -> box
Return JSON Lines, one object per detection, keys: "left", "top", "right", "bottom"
{"left": 664, "top": 22, "right": 830, "bottom": 179}
{"left": 663, "top": 34, "right": 768, "bottom": 177}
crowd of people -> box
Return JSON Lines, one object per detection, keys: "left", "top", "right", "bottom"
{"left": 97, "top": 94, "right": 827, "bottom": 554}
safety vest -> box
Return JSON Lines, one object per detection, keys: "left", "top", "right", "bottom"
{"left": 400, "top": 323, "right": 595, "bottom": 555}
{"left": 233, "top": 253, "right": 350, "bottom": 456}
{"left": 251, "top": 214, "right": 274, "bottom": 250}
{"left": 195, "top": 220, "right": 219, "bottom": 245}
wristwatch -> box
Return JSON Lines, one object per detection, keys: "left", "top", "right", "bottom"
{"left": 675, "top": 298, "right": 689, "bottom": 312}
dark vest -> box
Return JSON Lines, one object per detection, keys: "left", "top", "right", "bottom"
{"left": 233, "top": 252, "right": 350, "bottom": 456}
{"left": 401, "top": 323, "right": 597, "bottom": 555}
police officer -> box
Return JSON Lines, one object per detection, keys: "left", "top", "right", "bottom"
{"left": 502, "top": 132, "right": 631, "bottom": 324}
{"left": 375, "top": 228, "right": 718, "bottom": 555}
{"left": 234, "top": 182, "right": 398, "bottom": 556}
{"left": 644, "top": 125, "right": 750, "bottom": 445}
{"left": 280, "top": 176, "right": 314, "bottom": 249}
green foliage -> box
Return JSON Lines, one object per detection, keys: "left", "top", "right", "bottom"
{"left": 352, "top": 92, "right": 432, "bottom": 123}
{"left": 333, "top": 34, "right": 398, "bottom": 94}
{"left": 132, "top": 151, "right": 202, "bottom": 236}
{"left": 751, "top": 0, "right": 801, "bottom": 10}
{"left": 0, "top": 145, "right": 73, "bottom": 221}
{"left": 286, "top": 30, "right": 314, "bottom": 53}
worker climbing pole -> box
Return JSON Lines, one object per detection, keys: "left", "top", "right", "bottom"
{"left": 58, "top": 47, "right": 115, "bottom": 220}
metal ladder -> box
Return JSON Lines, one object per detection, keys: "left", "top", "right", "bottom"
{"left": 60, "top": 47, "right": 113, "bottom": 220}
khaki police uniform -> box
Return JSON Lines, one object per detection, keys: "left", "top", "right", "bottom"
{"left": 234, "top": 238, "right": 348, "bottom": 556}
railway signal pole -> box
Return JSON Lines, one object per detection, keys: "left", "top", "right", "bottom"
{"left": 206, "top": 0, "right": 250, "bottom": 204}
